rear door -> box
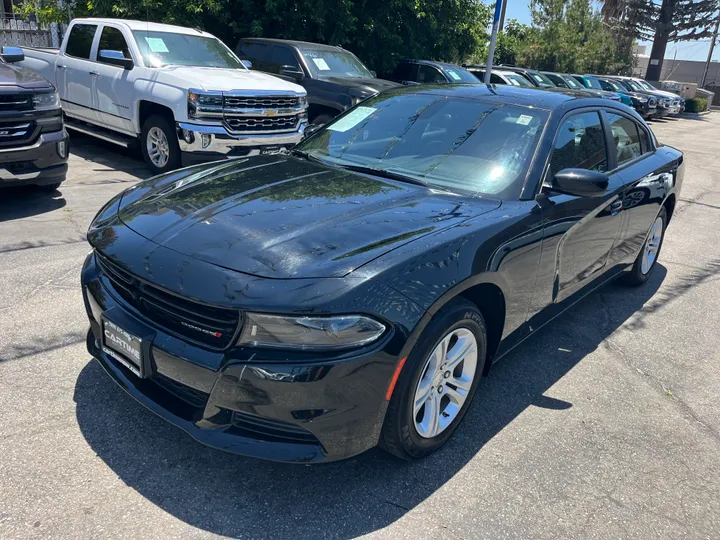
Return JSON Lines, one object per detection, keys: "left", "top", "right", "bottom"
{"left": 235, "top": 41, "right": 273, "bottom": 73}
{"left": 91, "top": 24, "right": 136, "bottom": 135}
{"left": 417, "top": 64, "right": 447, "bottom": 84}
{"left": 59, "top": 22, "right": 99, "bottom": 123}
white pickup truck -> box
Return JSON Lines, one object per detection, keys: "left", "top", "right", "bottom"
{"left": 20, "top": 18, "right": 309, "bottom": 173}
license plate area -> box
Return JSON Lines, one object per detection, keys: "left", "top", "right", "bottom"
{"left": 101, "top": 309, "right": 155, "bottom": 378}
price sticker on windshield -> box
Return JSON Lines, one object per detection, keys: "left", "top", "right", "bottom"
{"left": 516, "top": 114, "right": 533, "bottom": 126}
{"left": 327, "top": 107, "right": 377, "bottom": 132}
{"left": 144, "top": 37, "right": 169, "bottom": 53}
{"left": 312, "top": 58, "right": 331, "bottom": 71}
{"left": 447, "top": 70, "right": 462, "bottom": 81}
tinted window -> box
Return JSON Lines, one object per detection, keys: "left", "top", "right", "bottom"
{"left": 606, "top": 113, "right": 643, "bottom": 165}
{"left": 490, "top": 73, "right": 504, "bottom": 84}
{"left": 544, "top": 73, "right": 565, "bottom": 87}
{"left": 528, "top": 72, "right": 555, "bottom": 88}
{"left": 584, "top": 77, "right": 603, "bottom": 90}
{"left": 506, "top": 73, "right": 534, "bottom": 87}
{"left": 65, "top": 24, "right": 97, "bottom": 59}
{"left": 296, "top": 93, "right": 547, "bottom": 198}
{"left": 444, "top": 67, "right": 478, "bottom": 83}
{"left": 391, "top": 62, "right": 417, "bottom": 82}
{"left": 417, "top": 65, "right": 445, "bottom": 84}
{"left": 237, "top": 41, "right": 271, "bottom": 63}
{"left": 269, "top": 45, "right": 299, "bottom": 72}
{"left": 97, "top": 27, "right": 131, "bottom": 61}
{"left": 298, "top": 47, "right": 373, "bottom": 79}
{"left": 550, "top": 112, "right": 608, "bottom": 178}
{"left": 561, "top": 75, "right": 583, "bottom": 89}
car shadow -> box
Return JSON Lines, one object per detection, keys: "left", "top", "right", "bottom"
{"left": 0, "top": 185, "right": 66, "bottom": 222}
{"left": 68, "top": 132, "right": 150, "bottom": 178}
{"left": 74, "top": 266, "right": 675, "bottom": 539}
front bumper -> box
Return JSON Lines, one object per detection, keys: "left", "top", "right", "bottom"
{"left": 0, "top": 129, "right": 68, "bottom": 187}
{"left": 81, "top": 252, "right": 398, "bottom": 463}
{"left": 176, "top": 122, "right": 307, "bottom": 163}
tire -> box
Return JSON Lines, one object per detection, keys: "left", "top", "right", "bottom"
{"left": 140, "top": 114, "right": 181, "bottom": 174}
{"left": 311, "top": 113, "right": 334, "bottom": 125}
{"left": 37, "top": 182, "right": 61, "bottom": 192}
{"left": 380, "top": 298, "right": 487, "bottom": 460}
{"left": 622, "top": 206, "right": 667, "bottom": 286}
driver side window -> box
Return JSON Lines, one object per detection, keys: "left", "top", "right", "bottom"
{"left": 549, "top": 112, "right": 608, "bottom": 179}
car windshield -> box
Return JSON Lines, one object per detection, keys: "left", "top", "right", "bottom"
{"left": 132, "top": 30, "right": 244, "bottom": 69}
{"left": 295, "top": 92, "right": 546, "bottom": 199}
{"left": 601, "top": 78, "right": 622, "bottom": 91}
{"left": 584, "top": 77, "right": 603, "bottom": 90}
{"left": 625, "top": 79, "right": 647, "bottom": 92}
{"left": 635, "top": 79, "right": 657, "bottom": 92}
{"left": 560, "top": 75, "right": 583, "bottom": 89}
{"left": 506, "top": 73, "right": 534, "bottom": 87}
{"left": 528, "top": 72, "right": 555, "bottom": 88}
{"left": 298, "top": 47, "right": 374, "bottom": 79}
{"left": 444, "top": 66, "right": 479, "bottom": 83}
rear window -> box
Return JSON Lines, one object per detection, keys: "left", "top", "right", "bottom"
{"left": 297, "top": 93, "right": 547, "bottom": 199}
{"left": 391, "top": 62, "right": 417, "bottom": 82}
{"left": 65, "top": 24, "right": 97, "bottom": 59}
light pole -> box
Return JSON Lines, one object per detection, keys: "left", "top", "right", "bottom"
{"left": 484, "top": 0, "right": 505, "bottom": 84}
{"left": 701, "top": 14, "right": 720, "bottom": 88}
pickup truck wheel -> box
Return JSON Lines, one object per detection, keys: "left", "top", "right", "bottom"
{"left": 141, "top": 115, "right": 180, "bottom": 174}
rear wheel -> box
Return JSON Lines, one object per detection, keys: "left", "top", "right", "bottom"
{"left": 381, "top": 299, "right": 487, "bottom": 460}
{"left": 140, "top": 114, "right": 181, "bottom": 174}
{"left": 623, "top": 206, "right": 667, "bottom": 286}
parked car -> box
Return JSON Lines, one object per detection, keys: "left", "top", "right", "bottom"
{"left": 0, "top": 46, "right": 68, "bottom": 191}
{"left": 236, "top": 38, "right": 400, "bottom": 125}
{"left": 82, "top": 84, "right": 683, "bottom": 463}
{"left": 569, "top": 74, "right": 625, "bottom": 103}
{"left": 496, "top": 66, "right": 556, "bottom": 88}
{"left": 464, "top": 66, "right": 535, "bottom": 87}
{"left": 611, "top": 77, "right": 683, "bottom": 117}
{"left": 384, "top": 59, "right": 479, "bottom": 85}
{"left": 20, "top": 19, "right": 308, "bottom": 174}
{"left": 594, "top": 76, "right": 657, "bottom": 119}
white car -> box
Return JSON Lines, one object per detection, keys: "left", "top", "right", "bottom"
{"left": 20, "top": 19, "right": 309, "bottom": 173}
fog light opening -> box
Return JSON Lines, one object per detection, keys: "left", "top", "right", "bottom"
{"left": 201, "top": 133, "right": 212, "bottom": 149}
{"left": 182, "top": 129, "right": 194, "bottom": 144}
{"left": 57, "top": 140, "right": 68, "bottom": 159}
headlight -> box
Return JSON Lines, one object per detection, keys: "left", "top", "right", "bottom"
{"left": 188, "top": 89, "right": 223, "bottom": 118}
{"left": 238, "top": 312, "right": 386, "bottom": 350}
{"left": 33, "top": 91, "right": 60, "bottom": 111}
{"left": 298, "top": 95, "right": 308, "bottom": 108}
{"left": 636, "top": 95, "right": 648, "bottom": 103}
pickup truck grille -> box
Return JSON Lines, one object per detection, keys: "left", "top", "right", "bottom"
{"left": 0, "top": 120, "right": 34, "bottom": 146}
{"left": 224, "top": 95, "right": 300, "bottom": 109}
{"left": 96, "top": 254, "right": 241, "bottom": 350}
{"left": 0, "top": 94, "right": 32, "bottom": 112}
{"left": 224, "top": 116, "right": 300, "bottom": 134}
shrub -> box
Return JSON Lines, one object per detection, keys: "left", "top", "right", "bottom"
{"left": 684, "top": 98, "right": 708, "bottom": 113}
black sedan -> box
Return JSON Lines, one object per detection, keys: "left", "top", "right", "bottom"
{"left": 82, "top": 85, "right": 683, "bottom": 463}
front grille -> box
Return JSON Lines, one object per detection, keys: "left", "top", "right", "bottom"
{"left": 153, "top": 373, "right": 209, "bottom": 407}
{"left": 0, "top": 94, "right": 32, "bottom": 111}
{"left": 224, "top": 95, "right": 299, "bottom": 109}
{"left": 96, "top": 254, "right": 241, "bottom": 350}
{"left": 224, "top": 115, "right": 299, "bottom": 134}
{"left": 231, "top": 411, "right": 319, "bottom": 445}
{"left": 0, "top": 120, "right": 34, "bottom": 146}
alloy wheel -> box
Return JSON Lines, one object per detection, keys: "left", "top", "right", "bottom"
{"left": 147, "top": 126, "right": 170, "bottom": 168}
{"left": 413, "top": 327, "right": 478, "bottom": 439}
{"left": 641, "top": 215, "right": 664, "bottom": 274}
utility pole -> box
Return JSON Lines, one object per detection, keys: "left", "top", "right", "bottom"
{"left": 701, "top": 13, "right": 720, "bottom": 88}
{"left": 499, "top": 0, "right": 508, "bottom": 33}
{"left": 484, "top": 0, "right": 504, "bottom": 83}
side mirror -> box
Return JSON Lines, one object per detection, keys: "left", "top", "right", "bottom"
{"left": 550, "top": 168, "right": 609, "bottom": 197}
{"left": 99, "top": 50, "right": 133, "bottom": 70}
{"left": 1, "top": 46, "right": 24, "bottom": 63}
{"left": 370, "top": 70, "right": 377, "bottom": 78}
{"left": 303, "top": 124, "right": 322, "bottom": 139}
{"left": 241, "top": 59, "right": 253, "bottom": 69}
{"left": 280, "top": 65, "right": 304, "bottom": 82}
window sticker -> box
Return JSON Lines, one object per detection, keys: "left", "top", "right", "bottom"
{"left": 327, "top": 106, "right": 376, "bottom": 132}
{"left": 312, "top": 58, "right": 330, "bottom": 70}
{"left": 516, "top": 114, "right": 533, "bottom": 125}
{"left": 447, "top": 70, "right": 462, "bottom": 81}
{"left": 144, "top": 37, "right": 169, "bottom": 53}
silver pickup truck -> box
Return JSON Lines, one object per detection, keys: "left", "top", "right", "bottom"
{"left": 20, "top": 18, "right": 309, "bottom": 173}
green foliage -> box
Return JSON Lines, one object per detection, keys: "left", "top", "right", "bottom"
{"left": 492, "top": 20, "right": 533, "bottom": 66}
{"left": 13, "top": 1, "right": 67, "bottom": 25}
{"left": 684, "top": 98, "right": 708, "bottom": 113}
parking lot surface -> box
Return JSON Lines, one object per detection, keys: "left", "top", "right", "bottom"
{"left": 1, "top": 118, "right": 719, "bottom": 540}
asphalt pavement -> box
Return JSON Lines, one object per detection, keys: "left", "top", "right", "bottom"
{"left": 1, "top": 118, "right": 719, "bottom": 540}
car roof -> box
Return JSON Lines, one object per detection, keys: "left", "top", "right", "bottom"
{"left": 400, "top": 59, "right": 466, "bottom": 70}
{"left": 73, "top": 18, "right": 209, "bottom": 36}
{"left": 240, "top": 37, "right": 342, "bottom": 51}
{"left": 380, "top": 84, "right": 613, "bottom": 111}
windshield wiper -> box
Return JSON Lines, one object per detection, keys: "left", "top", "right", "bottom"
{"left": 334, "top": 163, "right": 437, "bottom": 189}
{"left": 290, "top": 149, "right": 328, "bottom": 164}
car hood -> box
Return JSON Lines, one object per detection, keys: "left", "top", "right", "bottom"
{"left": 152, "top": 66, "right": 305, "bottom": 94}
{"left": 324, "top": 76, "right": 402, "bottom": 96}
{"left": 0, "top": 64, "right": 53, "bottom": 90}
{"left": 116, "top": 156, "right": 501, "bottom": 279}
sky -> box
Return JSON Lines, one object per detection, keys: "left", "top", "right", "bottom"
{"left": 504, "top": 0, "right": 720, "bottom": 63}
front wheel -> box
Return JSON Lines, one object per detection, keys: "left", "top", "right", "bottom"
{"left": 381, "top": 298, "right": 487, "bottom": 460}
{"left": 140, "top": 114, "right": 181, "bottom": 174}
{"left": 623, "top": 206, "right": 667, "bottom": 286}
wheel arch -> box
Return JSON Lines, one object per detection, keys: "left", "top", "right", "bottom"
{"left": 138, "top": 101, "right": 176, "bottom": 130}
{"left": 663, "top": 193, "right": 677, "bottom": 223}
{"left": 308, "top": 103, "right": 343, "bottom": 123}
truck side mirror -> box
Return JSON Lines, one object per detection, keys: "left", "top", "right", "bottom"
{"left": 280, "top": 65, "right": 304, "bottom": 82}
{"left": 241, "top": 59, "right": 253, "bottom": 69}
{"left": 1, "top": 46, "right": 24, "bottom": 63}
{"left": 99, "top": 50, "right": 134, "bottom": 70}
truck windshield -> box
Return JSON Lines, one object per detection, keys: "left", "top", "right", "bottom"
{"left": 297, "top": 47, "right": 374, "bottom": 79}
{"left": 132, "top": 30, "right": 244, "bottom": 69}
{"left": 296, "top": 92, "right": 547, "bottom": 199}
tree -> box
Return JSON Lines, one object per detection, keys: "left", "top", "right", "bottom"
{"left": 599, "top": 0, "right": 655, "bottom": 74}
{"left": 645, "top": 0, "right": 720, "bottom": 81}
{"left": 493, "top": 20, "right": 532, "bottom": 65}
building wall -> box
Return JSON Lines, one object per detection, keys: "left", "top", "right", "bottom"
{"left": 634, "top": 55, "right": 720, "bottom": 88}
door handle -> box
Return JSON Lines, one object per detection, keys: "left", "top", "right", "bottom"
{"left": 57, "top": 64, "right": 66, "bottom": 70}
{"left": 610, "top": 200, "right": 623, "bottom": 216}
{"left": 89, "top": 71, "right": 99, "bottom": 76}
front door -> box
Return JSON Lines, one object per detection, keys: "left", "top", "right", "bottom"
{"left": 59, "top": 22, "right": 99, "bottom": 123}
{"left": 92, "top": 24, "right": 135, "bottom": 135}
